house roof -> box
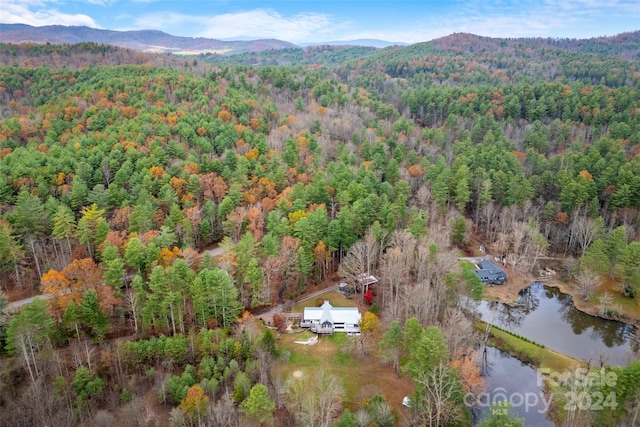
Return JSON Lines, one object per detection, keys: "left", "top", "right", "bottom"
{"left": 473, "top": 259, "right": 506, "bottom": 277}
{"left": 303, "top": 300, "right": 361, "bottom": 325}
{"left": 356, "top": 273, "right": 378, "bottom": 286}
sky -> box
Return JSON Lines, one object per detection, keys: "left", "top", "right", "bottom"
{"left": 1, "top": 0, "right": 639, "bottom": 45}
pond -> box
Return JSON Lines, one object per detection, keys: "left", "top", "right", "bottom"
{"left": 475, "top": 282, "right": 638, "bottom": 367}
{"left": 473, "top": 346, "right": 555, "bottom": 426}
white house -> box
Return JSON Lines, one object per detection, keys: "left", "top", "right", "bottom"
{"left": 300, "top": 301, "right": 361, "bottom": 334}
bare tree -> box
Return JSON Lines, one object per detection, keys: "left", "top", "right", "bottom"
{"left": 316, "top": 371, "right": 344, "bottom": 427}
{"left": 562, "top": 365, "right": 595, "bottom": 427}
{"left": 263, "top": 255, "right": 285, "bottom": 303}
{"left": 362, "top": 230, "right": 379, "bottom": 277}
{"left": 414, "top": 240, "right": 434, "bottom": 286}
{"left": 339, "top": 240, "right": 367, "bottom": 292}
{"left": 169, "top": 407, "right": 187, "bottom": 427}
{"left": 438, "top": 307, "right": 476, "bottom": 357}
{"left": 125, "top": 290, "right": 140, "bottom": 334}
{"left": 570, "top": 214, "right": 604, "bottom": 256}
{"left": 528, "top": 228, "right": 549, "bottom": 273}
{"left": 206, "top": 392, "right": 239, "bottom": 427}
{"left": 416, "top": 184, "right": 432, "bottom": 210}
{"left": 93, "top": 410, "right": 116, "bottom": 427}
{"left": 120, "top": 396, "right": 149, "bottom": 427}
{"left": 576, "top": 269, "right": 601, "bottom": 300}
{"left": 511, "top": 221, "right": 528, "bottom": 255}
{"left": 498, "top": 206, "right": 516, "bottom": 242}
{"left": 380, "top": 247, "right": 409, "bottom": 320}
{"left": 0, "top": 377, "right": 73, "bottom": 427}
{"left": 284, "top": 370, "right": 344, "bottom": 427}
{"left": 411, "top": 363, "right": 465, "bottom": 427}
{"left": 495, "top": 232, "right": 510, "bottom": 259}
{"left": 597, "top": 292, "right": 613, "bottom": 316}
{"left": 266, "top": 125, "right": 290, "bottom": 151}
{"left": 480, "top": 201, "right": 499, "bottom": 241}
{"left": 70, "top": 339, "right": 96, "bottom": 372}
{"left": 410, "top": 272, "right": 453, "bottom": 325}
{"left": 339, "top": 227, "right": 380, "bottom": 287}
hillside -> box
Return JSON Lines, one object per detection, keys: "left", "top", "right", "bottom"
{"left": 0, "top": 42, "right": 198, "bottom": 72}
{"left": 431, "top": 32, "right": 640, "bottom": 60}
{"left": 198, "top": 32, "right": 640, "bottom": 88}
{"left": 0, "top": 23, "right": 298, "bottom": 55}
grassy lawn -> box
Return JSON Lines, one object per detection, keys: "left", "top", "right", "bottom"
{"left": 595, "top": 275, "right": 640, "bottom": 317}
{"left": 290, "top": 290, "right": 357, "bottom": 313}
{"left": 274, "top": 329, "right": 414, "bottom": 424}
{"left": 559, "top": 274, "right": 640, "bottom": 327}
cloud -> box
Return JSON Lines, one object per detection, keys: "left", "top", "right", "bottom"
{"left": 546, "top": 0, "right": 639, "bottom": 15}
{"left": 1, "top": 0, "right": 101, "bottom": 27}
{"left": 83, "top": 0, "right": 115, "bottom": 5}
{"left": 330, "top": 0, "right": 638, "bottom": 44}
{"left": 131, "top": 8, "right": 348, "bottom": 43}
{"left": 413, "top": 0, "right": 640, "bottom": 40}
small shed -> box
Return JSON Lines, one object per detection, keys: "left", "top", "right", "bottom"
{"left": 356, "top": 273, "right": 378, "bottom": 294}
{"left": 473, "top": 259, "right": 507, "bottom": 285}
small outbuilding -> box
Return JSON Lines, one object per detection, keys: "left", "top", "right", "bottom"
{"left": 473, "top": 259, "right": 507, "bottom": 285}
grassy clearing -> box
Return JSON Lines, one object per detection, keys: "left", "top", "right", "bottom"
{"left": 476, "top": 321, "right": 585, "bottom": 373}
{"left": 290, "top": 290, "right": 355, "bottom": 313}
{"left": 596, "top": 275, "right": 639, "bottom": 316}
{"left": 274, "top": 329, "right": 414, "bottom": 424}
{"left": 553, "top": 276, "right": 640, "bottom": 327}
{"left": 273, "top": 290, "right": 414, "bottom": 423}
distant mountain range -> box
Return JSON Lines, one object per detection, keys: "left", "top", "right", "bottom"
{"left": 0, "top": 24, "right": 406, "bottom": 54}
{"left": 1, "top": 23, "right": 638, "bottom": 65}
{"left": 301, "top": 39, "right": 408, "bottom": 48}
{"left": 0, "top": 24, "right": 298, "bottom": 55}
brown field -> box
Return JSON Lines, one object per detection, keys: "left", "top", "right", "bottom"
{"left": 272, "top": 310, "right": 416, "bottom": 425}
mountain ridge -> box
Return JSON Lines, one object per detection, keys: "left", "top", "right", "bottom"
{"left": 0, "top": 23, "right": 298, "bottom": 55}
{"left": 300, "top": 39, "right": 408, "bottom": 48}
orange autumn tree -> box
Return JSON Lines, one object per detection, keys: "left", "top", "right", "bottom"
{"left": 199, "top": 172, "right": 228, "bottom": 201}
{"left": 149, "top": 166, "right": 165, "bottom": 179}
{"left": 169, "top": 176, "right": 187, "bottom": 197}
{"left": 245, "top": 207, "right": 264, "bottom": 240}
{"left": 158, "top": 246, "right": 182, "bottom": 267}
{"left": 180, "top": 385, "right": 209, "bottom": 423}
{"left": 42, "top": 258, "right": 104, "bottom": 319}
{"left": 449, "top": 349, "right": 485, "bottom": 400}
{"left": 407, "top": 164, "right": 426, "bottom": 178}
{"left": 40, "top": 269, "right": 69, "bottom": 318}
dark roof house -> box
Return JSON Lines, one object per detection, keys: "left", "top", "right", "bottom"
{"left": 473, "top": 259, "right": 507, "bottom": 285}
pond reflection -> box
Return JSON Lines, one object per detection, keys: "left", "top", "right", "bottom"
{"left": 473, "top": 346, "right": 555, "bottom": 427}
{"left": 476, "top": 282, "right": 638, "bottom": 366}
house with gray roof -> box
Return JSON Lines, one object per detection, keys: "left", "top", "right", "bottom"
{"left": 300, "top": 301, "right": 361, "bottom": 334}
{"left": 473, "top": 259, "right": 507, "bottom": 285}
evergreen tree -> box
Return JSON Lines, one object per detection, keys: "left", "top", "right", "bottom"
{"left": 240, "top": 383, "right": 276, "bottom": 424}
{"left": 379, "top": 319, "right": 403, "bottom": 375}
{"left": 79, "top": 289, "right": 109, "bottom": 341}
{"left": 5, "top": 298, "right": 54, "bottom": 382}
{"left": 403, "top": 326, "right": 449, "bottom": 379}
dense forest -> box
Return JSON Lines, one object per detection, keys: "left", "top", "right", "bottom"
{"left": 0, "top": 32, "right": 639, "bottom": 427}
